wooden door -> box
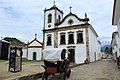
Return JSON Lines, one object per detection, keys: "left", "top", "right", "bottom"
{"left": 33, "top": 52, "right": 37, "bottom": 60}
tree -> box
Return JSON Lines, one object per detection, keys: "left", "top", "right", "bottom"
{"left": 104, "top": 47, "right": 112, "bottom": 55}
{"left": 105, "top": 47, "right": 109, "bottom": 54}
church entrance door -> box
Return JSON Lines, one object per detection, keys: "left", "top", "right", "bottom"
{"left": 68, "top": 49, "right": 75, "bottom": 62}
{"left": 33, "top": 52, "right": 37, "bottom": 60}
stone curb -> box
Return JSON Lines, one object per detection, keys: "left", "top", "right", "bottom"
{"left": 70, "top": 63, "right": 85, "bottom": 68}
{"left": 6, "top": 73, "right": 43, "bottom": 80}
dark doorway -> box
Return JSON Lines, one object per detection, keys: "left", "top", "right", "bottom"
{"left": 68, "top": 49, "right": 75, "bottom": 62}
{"left": 0, "top": 41, "right": 9, "bottom": 60}
{"left": 33, "top": 52, "right": 37, "bottom": 60}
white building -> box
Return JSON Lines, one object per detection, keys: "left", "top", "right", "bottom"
{"left": 43, "top": 4, "right": 101, "bottom": 64}
{"left": 22, "top": 47, "right": 27, "bottom": 58}
{"left": 112, "top": 0, "right": 120, "bottom": 58}
{"left": 111, "top": 32, "right": 119, "bottom": 60}
{"left": 26, "top": 34, "right": 43, "bottom": 60}
{"left": 101, "top": 51, "right": 107, "bottom": 59}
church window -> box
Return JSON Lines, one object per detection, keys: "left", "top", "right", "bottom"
{"left": 47, "top": 34, "right": 52, "bottom": 45}
{"left": 68, "top": 32, "right": 74, "bottom": 44}
{"left": 77, "top": 32, "right": 83, "bottom": 43}
{"left": 68, "top": 19, "right": 73, "bottom": 25}
{"left": 48, "top": 14, "right": 52, "bottom": 23}
{"left": 56, "top": 15, "right": 61, "bottom": 23}
{"left": 60, "top": 33, "right": 66, "bottom": 45}
{"left": 58, "top": 15, "right": 61, "bottom": 22}
{"left": 48, "top": 25, "right": 51, "bottom": 28}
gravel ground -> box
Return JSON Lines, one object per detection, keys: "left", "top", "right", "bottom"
{"left": 38, "top": 59, "right": 120, "bottom": 80}
{"left": 0, "top": 61, "right": 44, "bottom": 80}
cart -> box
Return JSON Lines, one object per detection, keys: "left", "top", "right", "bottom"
{"left": 42, "top": 48, "right": 71, "bottom": 80}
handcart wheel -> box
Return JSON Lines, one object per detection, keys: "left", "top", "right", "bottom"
{"left": 62, "top": 72, "right": 66, "bottom": 80}
{"left": 67, "top": 69, "right": 71, "bottom": 78}
{"left": 42, "top": 72, "right": 48, "bottom": 80}
{"left": 42, "top": 72, "right": 44, "bottom": 80}
{"left": 42, "top": 72, "right": 45, "bottom": 80}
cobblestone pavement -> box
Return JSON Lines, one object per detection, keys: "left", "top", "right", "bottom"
{"left": 38, "top": 59, "right": 120, "bottom": 80}
{"left": 69, "top": 59, "right": 120, "bottom": 80}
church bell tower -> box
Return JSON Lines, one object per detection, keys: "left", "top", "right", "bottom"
{"left": 43, "top": 1, "right": 63, "bottom": 30}
{"left": 43, "top": 1, "right": 64, "bottom": 48}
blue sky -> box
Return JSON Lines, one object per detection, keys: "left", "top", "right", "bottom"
{"left": 0, "top": 0, "right": 117, "bottom": 46}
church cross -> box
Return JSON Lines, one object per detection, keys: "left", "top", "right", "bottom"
{"left": 53, "top": 1, "right": 55, "bottom": 6}
{"left": 35, "top": 34, "right": 37, "bottom": 39}
{"left": 69, "top": 6, "right": 72, "bottom": 12}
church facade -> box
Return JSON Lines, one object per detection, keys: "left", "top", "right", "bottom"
{"left": 43, "top": 4, "right": 101, "bottom": 64}
{"left": 26, "top": 34, "right": 43, "bottom": 60}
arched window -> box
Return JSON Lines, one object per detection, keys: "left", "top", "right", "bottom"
{"left": 77, "top": 30, "right": 83, "bottom": 43}
{"left": 47, "top": 34, "right": 52, "bottom": 45}
{"left": 77, "top": 33, "right": 83, "bottom": 43}
{"left": 68, "top": 32, "right": 74, "bottom": 44}
{"left": 48, "top": 14, "right": 52, "bottom": 23}
{"left": 60, "top": 33, "right": 66, "bottom": 44}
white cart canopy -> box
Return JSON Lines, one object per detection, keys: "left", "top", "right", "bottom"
{"left": 43, "top": 48, "right": 68, "bottom": 62}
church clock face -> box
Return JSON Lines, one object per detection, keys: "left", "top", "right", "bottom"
{"left": 68, "top": 19, "right": 74, "bottom": 25}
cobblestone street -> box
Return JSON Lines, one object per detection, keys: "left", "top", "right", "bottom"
{"left": 39, "top": 59, "right": 120, "bottom": 80}
{"left": 69, "top": 59, "right": 120, "bottom": 80}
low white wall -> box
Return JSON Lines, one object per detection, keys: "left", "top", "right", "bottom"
{"left": 28, "top": 48, "right": 42, "bottom": 60}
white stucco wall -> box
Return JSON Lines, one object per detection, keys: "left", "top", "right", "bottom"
{"left": 88, "top": 25, "right": 101, "bottom": 62}
{"left": 113, "top": 0, "right": 120, "bottom": 25}
{"left": 22, "top": 48, "right": 26, "bottom": 58}
{"left": 117, "top": 18, "right": 120, "bottom": 56}
{"left": 75, "top": 44, "right": 86, "bottom": 64}
{"left": 113, "top": 1, "right": 120, "bottom": 58}
{"left": 112, "top": 32, "right": 119, "bottom": 60}
{"left": 58, "top": 16, "right": 84, "bottom": 27}
{"left": 96, "top": 41, "right": 101, "bottom": 60}
{"left": 28, "top": 48, "right": 42, "bottom": 60}
{"left": 57, "top": 28, "right": 86, "bottom": 64}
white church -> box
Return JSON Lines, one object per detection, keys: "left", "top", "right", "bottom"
{"left": 42, "top": 4, "right": 101, "bottom": 64}
{"left": 26, "top": 34, "right": 43, "bottom": 60}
